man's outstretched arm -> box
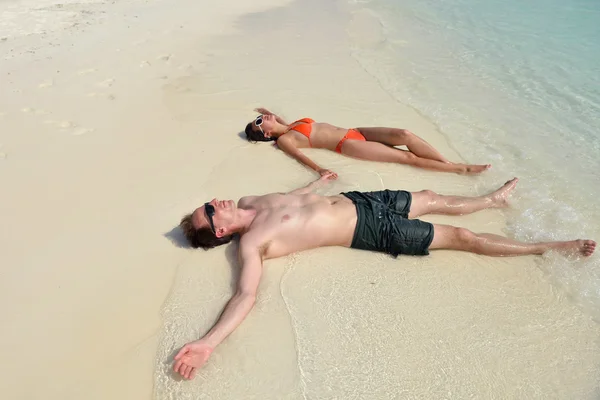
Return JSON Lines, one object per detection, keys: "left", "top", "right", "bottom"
{"left": 287, "top": 171, "right": 337, "bottom": 195}
{"left": 172, "top": 238, "right": 263, "bottom": 380}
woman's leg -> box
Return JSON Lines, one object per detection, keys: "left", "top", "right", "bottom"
{"left": 357, "top": 127, "right": 451, "bottom": 163}
{"left": 429, "top": 224, "right": 596, "bottom": 257}
{"left": 341, "top": 139, "right": 490, "bottom": 175}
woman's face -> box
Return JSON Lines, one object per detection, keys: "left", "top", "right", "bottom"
{"left": 252, "top": 114, "right": 277, "bottom": 137}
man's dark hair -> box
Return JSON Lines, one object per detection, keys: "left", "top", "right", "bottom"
{"left": 179, "top": 213, "right": 233, "bottom": 249}
{"left": 244, "top": 122, "right": 276, "bottom": 143}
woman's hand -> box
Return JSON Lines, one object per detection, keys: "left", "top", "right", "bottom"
{"left": 255, "top": 108, "right": 290, "bottom": 125}
{"left": 318, "top": 168, "right": 338, "bottom": 180}
{"left": 254, "top": 107, "right": 273, "bottom": 116}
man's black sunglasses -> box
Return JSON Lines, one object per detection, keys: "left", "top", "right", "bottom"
{"left": 204, "top": 202, "right": 216, "bottom": 233}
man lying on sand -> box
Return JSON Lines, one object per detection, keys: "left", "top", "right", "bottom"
{"left": 172, "top": 173, "right": 595, "bottom": 380}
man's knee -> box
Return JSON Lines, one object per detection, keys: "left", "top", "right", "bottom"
{"left": 408, "top": 189, "right": 439, "bottom": 218}
{"left": 418, "top": 189, "right": 436, "bottom": 197}
{"left": 415, "top": 189, "right": 438, "bottom": 203}
{"left": 454, "top": 227, "right": 478, "bottom": 250}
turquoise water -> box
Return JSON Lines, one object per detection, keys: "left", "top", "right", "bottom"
{"left": 347, "top": 0, "right": 600, "bottom": 316}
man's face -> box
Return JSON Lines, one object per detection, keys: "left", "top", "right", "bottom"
{"left": 192, "top": 199, "right": 237, "bottom": 237}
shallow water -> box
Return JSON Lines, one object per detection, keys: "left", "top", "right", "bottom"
{"left": 346, "top": 0, "right": 600, "bottom": 318}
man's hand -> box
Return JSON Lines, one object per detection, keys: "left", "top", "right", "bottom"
{"left": 318, "top": 169, "right": 338, "bottom": 180}
{"left": 173, "top": 340, "right": 214, "bottom": 380}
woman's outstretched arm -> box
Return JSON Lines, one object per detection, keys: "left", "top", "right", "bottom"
{"left": 276, "top": 135, "right": 337, "bottom": 178}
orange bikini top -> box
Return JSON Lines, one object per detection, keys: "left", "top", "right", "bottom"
{"left": 286, "top": 118, "right": 315, "bottom": 145}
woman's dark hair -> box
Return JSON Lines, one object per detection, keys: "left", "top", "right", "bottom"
{"left": 180, "top": 214, "right": 234, "bottom": 249}
{"left": 245, "top": 122, "right": 276, "bottom": 143}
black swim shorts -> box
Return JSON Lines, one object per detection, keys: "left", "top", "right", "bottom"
{"left": 341, "top": 190, "right": 434, "bottom": 256}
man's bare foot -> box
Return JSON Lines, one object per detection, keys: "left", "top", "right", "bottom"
{"left": 489, "top": 177, "right": 519, "bottom": 208}
{"left": 552, "top": 239, "right": 596, "bottom": 257}
{"left": 459, "top": 163, "right": 491, "bottom": 175}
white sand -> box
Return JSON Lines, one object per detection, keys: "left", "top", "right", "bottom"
{"left": 1, "top": 0, "right": 598, "bottom": 399}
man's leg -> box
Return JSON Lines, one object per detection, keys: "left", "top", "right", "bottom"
{"left": 429, "top": 224, "right": 596, "bottom": 257}
{"left": 408, "top": 178, "right": 518, "bottom": 219}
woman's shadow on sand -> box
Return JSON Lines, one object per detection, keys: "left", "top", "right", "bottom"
{"left": 237, "top": 130, "right": 279, "bottom": 148}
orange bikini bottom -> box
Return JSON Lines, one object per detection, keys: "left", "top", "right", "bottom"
{"left": 335, "top": 129, "right": 366, "bottom": 153}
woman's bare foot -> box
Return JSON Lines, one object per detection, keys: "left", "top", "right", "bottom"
{"left": 489, "top": 177, "right": 519, "bottom": 208}
{"left": 551, "top": 239, "right": 596, "bottom": 257}
{"left": 458, "top": 163, "right": 492, "bottom": 175}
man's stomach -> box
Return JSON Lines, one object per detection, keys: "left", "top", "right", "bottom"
{"left": 264, "top": 201, "right": 358, "bottom": 259}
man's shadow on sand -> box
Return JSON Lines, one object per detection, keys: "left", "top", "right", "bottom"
{"left": 163, "top": 225, "right": 242, "bottom": 379}
{"left": 164, "top": 226, "right": 241, "bottom": 292}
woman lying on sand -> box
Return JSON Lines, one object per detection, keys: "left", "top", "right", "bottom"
{"left": 244, "top": 107, "right": 491, "bottom": 178}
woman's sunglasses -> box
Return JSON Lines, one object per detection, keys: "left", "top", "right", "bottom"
{"left": 254, "top": 115, "right": 264, "bottom": 133}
